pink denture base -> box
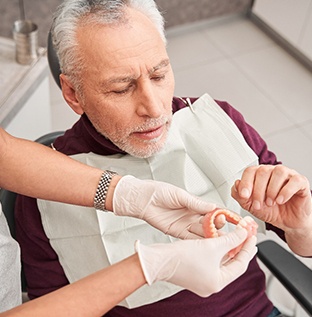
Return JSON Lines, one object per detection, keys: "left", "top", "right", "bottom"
{"left": 203, "top": 208, "right": 258, "bottom": 258}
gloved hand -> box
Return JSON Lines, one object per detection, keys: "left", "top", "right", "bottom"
{"left": 135, "top": 227, "right": 257, "bottom": 297}
{"left": 113, "top": 175, "right": 217, "bottom": 239}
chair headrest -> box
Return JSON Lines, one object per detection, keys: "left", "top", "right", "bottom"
{"left": 47, "top": 31, "right": 61, "bottom": 89}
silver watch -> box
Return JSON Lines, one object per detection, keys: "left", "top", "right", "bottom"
{"left": 94, "top": 170, "right": 117, "bottom": 211}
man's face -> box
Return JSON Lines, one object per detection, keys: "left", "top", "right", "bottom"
{"left": 64, "top": 8, "right": 175, "bottom": 158}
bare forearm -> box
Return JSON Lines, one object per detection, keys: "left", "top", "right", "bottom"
{"left": 0, "top": 128, "right": 120, "bottom": 208}
{"left": 285, "top": 233, "right": 312, "bottom": 257}
{"left": 1, "top": 254, "right": 145, "bottom": 317}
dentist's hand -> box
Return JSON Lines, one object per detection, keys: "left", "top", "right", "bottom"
{"left": 136, "top": 227, "right": 257, "bottom": 297}
{"left": 113, "top": 175, "right": 217, "bottom": 239}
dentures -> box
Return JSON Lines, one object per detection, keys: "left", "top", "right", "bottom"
{"left": 203, "top": 208, "right": 258, "bottom": 258}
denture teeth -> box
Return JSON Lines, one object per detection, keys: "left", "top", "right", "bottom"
{"left": 202, "top": 208, "right": 258, "bottom": 257}
{"left": 239, "top": 218, "right": 247, "bottom": 226}
{"left": 203, "top": 208, "right": 258, "bottom": 238}
{"left": 244, "top": 216, "right": 254, "bottom": 223}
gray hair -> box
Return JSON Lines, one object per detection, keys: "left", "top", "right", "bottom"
{"left": 51, "top": 0, "right": 166, "bottom": 90}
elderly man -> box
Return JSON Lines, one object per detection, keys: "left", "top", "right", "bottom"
{"left": 15, "top": 0, "right": 312, "bottom": 316}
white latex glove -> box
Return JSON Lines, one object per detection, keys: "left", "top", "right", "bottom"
{"left": 113, "top": 175, "right": 217, "bottom": 239}
{"left": 135, "top": 227, "right": 257, "bottom": 297}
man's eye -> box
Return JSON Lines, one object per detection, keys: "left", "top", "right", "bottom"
{"left": 112, "top": 83, "right": 135, "bottom": 95}
{"left": 113, "top": 88, "right": 129, "bottom": 95}
{"left": 151, "top": 75, "right": 165, "bottom": 81}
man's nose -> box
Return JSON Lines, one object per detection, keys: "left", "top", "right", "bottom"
{"left": 135, "top": 80, "right": 163, "bottom": 118}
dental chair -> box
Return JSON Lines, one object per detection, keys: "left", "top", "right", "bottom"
{"left": 257, "top": 238, "right": 312, "bottom": 316}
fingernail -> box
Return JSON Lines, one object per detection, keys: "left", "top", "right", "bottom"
{"left": 240, "top": 188, "right": 250, "bottom": 198}
{"left": 276, "top": 195, "right": 284, "bottom": 204}
{"left": 266, "top": 197, "right": 273, "bottom": 206}
{"left": 252, "top": 200, "right": 261, "bottom": 210}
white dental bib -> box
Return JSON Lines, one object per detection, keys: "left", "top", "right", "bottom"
{"left": 38, "top": 94, "right": 264, "bottom": 308}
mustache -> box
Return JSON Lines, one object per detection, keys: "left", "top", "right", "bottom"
{"left": 132, "top": 115, "right": 172, "bottom": 133}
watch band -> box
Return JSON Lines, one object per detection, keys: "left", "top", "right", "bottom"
{"left": 94, "top": 170, "right": 117, "bottom": 211}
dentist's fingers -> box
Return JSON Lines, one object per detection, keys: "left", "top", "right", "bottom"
{"left": 224, "top": 235, "right": 258, "bottom": 271}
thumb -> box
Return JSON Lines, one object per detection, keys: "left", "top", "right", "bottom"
{"left": 218, "top": 231, "right": 257, "bottom": 285}
{"left": 222, "top": 235, "right": 258, "bottom": 277}
{"left": 221, "top": 227, "right": 248, "bottom": 252}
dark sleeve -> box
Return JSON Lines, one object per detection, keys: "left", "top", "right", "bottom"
{"left": 213, "top": 100, "right": 281, "bottom": 165}
{"left": 15, "top": 195, "right": 69, "bottom": 299}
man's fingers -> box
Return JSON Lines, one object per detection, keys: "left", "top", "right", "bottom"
{"left": 276, "top": 173, "right": 310, "bottom": 204}
{"left": 236, "top": 167, "right": 258, "bottom": 199}
{"left": 233, "top": 165, "right": 308, "bottom": 209}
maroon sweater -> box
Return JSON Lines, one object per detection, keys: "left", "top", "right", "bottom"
{"left": 16, "top": 98, "right": 283, "bottom": 316}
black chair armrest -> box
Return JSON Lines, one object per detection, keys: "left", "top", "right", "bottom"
{"left": 257, "top": 240, "right": 312, "bottom": 316}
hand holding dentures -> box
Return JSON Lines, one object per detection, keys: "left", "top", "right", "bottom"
{"left": 202, "top": 208, "right": 258, "bottom": 258}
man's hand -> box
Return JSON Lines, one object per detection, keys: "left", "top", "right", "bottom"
{"left": 135, "top": 227, "right": 257, "bottom": 297}
{"left": 112, "top": 175, "right": 217, "bottom": 239}
{"left": 231, "top": 165, "right": 312, "bottom": 255}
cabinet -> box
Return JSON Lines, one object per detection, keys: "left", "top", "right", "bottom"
{"left": 251, "top": 0, "right": 312, "bottom": 61}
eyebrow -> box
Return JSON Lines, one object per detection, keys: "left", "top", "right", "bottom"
{"left": 149, "top": 58, "right": 170, "bottom": 74}
{"left": 105, "top": 58, "right": 170, "bottom": 85}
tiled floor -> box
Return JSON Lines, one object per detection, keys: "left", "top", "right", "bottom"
{"left": 49, "top": 13, "right": 312, "bottom": 317}
{"left": 51, "top": 13, "right": 312, "bottom": 184}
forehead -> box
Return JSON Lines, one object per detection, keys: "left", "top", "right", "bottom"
{"left": 76, "top": 8, "right": 168, "bottom": 79}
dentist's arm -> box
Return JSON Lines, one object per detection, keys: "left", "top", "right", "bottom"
{"left": 2, "top": 228, "right": 256, "bottom": 317}
{"left": 0, "top": 128, "right": 112, "bottom": 205}
{"left": 0, "top": 128, "right": 216, "bottom": 239}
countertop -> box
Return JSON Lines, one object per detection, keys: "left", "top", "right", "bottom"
{"left": 0, "top": 37, "right": 49, "bottom": 128}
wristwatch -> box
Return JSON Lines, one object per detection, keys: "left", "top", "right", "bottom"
{"left": 94, "top": 170, "right": 117, "bottom": 211}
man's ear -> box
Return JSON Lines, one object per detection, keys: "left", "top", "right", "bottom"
{"left": 60, "top": 74, "right": 84, "bottom": 115}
